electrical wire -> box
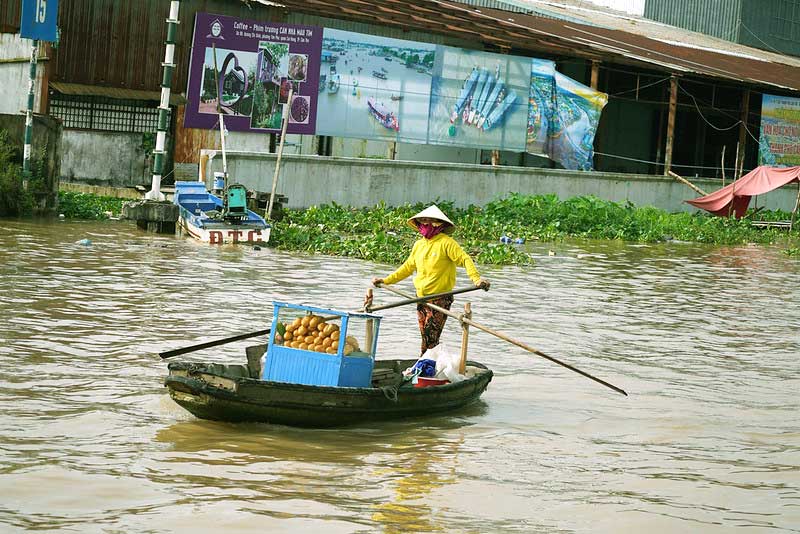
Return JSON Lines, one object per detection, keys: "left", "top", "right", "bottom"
{"left": 608, "top": 75, "right": 669, "bottom": 97}
{"left": 593, "top": 150, "right": 749, "bottom": 172}
{"left": 740, "top": 21, "right": 785, "bottom": 55}
{"left": 594, "top": 151, "right": 753, "bottom": 173}
{"left": 676, "top": 80, "right": 761, "bottom": 144}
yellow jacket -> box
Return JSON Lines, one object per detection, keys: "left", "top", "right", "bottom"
{"left": 383, "top": 234, "right": 481, "bottom": 296}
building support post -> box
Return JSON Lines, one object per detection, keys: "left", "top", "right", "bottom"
{"left": 590, "top": 60, "right": 600, "bottom": 90}
{"left": 737, "top": 89, "right": 750, "bottom": 178}
{"left": 663, "top": 75, "right": 678, "bottom": 176}
{"left": 589, "top": 60, "right": 601, "bottom": 170}
{"left": 146, "top": 0, "right": 180, "bottom": 201}
{"left": 23, "top": 39, "right": 39, "bottom": 190}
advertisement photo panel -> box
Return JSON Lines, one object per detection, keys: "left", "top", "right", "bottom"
{"left": 315, "top": 28, "right": 436, "bottom": 143}
{"left": 428, "top": 46, "right": 531, "bottom": 151}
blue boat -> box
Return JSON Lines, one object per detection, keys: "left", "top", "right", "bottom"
{"left": 482, "top": 91, "right": 518, "bottom": 131}
{"left": 173, "top": 181, "right": 271, "bottom": 245}
{"left": 477, "top": 78, "right": 505, "bottom": 129}
{"left": 467, "top": 69, "right": 489, "bottom": 124}
{"left": 451, "top": 68, "right": 479, "bottom": 123}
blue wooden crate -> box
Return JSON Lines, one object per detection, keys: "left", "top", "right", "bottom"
{"left": 262, "top": 302, "right": 381, "bottom": 388}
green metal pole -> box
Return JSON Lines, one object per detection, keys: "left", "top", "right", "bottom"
{"left": 23, "top": 39, "right": 39, "bottom": 190}
{"left": 146, "top": 1, "right": 180, "bottom": 201}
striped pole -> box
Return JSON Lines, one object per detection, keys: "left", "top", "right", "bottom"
{"left": 22, "top": 39, "right": 39, "bottom": 191}
{"left": 146, "top": 1, "right": 180, "bottom": 201}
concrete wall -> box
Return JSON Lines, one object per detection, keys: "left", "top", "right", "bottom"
{"left": 60, "top": 130, "right": 151, "bottom": 187}
{"left": 0, "top": 34, "right": 44, "bottom": 115}
{"left": 201, "top": 151, "right": 800, "bottom": 213}
{"left": 225, "top": 130, "right": 487, "bottom": 164}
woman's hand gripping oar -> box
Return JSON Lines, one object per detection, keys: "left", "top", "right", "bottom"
{"left": 376, "top": 283, "right": 628, "bottom": 397}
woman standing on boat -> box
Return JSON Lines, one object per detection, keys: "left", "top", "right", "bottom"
{"left": 372, "top": 205, "right": 490, "bottom": 357}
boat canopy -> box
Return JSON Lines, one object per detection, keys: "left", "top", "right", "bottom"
{"left": 686, "top": 166, "right": 800, "bottom": 218}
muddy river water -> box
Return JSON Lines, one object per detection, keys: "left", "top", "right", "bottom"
{"left": 1, "top": 219, "right": 798, "bottom": 533}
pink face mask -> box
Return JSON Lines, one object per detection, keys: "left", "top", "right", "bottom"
{"left": 418, "top": 223, "right": 445, "bottom": 239}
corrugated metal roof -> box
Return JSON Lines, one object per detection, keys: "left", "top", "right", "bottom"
{"left": 276, "top": 0, "right": 800, "bottom": 92}
{"left": 286, "top": 13, "right": 468, "bottom": 45}
{"left": 451, "top": 0, "right": 607, "bottom": 26}
{"left": 644, "top": 0, "right": 742, "bottom": 42}
{"left": 458, "top": 0, "right": 800, "bottom": 67}
{"left": 50, "top": 82, "right": 187, "bottom": 106}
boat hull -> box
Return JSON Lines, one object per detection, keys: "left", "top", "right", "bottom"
{"left": 177, "top": 214, "right": 271, "bottom": 244}
{"left": 165, "top": 358, "right": 493, "bottom": 427}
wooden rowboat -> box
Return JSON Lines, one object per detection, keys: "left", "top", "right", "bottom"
{"left": 165, "top": 345, "right": 493, "bottom": 427}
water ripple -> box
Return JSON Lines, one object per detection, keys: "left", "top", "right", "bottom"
{"left": 0, "top": 219, "right": 798, "bottom": 533}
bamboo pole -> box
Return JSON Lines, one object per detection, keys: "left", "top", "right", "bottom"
{"left": 791, "top": 181, "right": 800, "bottom": 231}
{"left": 728, "top": 141, "right": 743, "bottom": 218}
{"left": 266, "top": 87, "right": 293, "bottom": 220}
{"left": 668, "top": 170, "right": 708, "bottom": 197}
{"left": 378, "top": 285, "right": 627, "bottom": 396}
{"left": 459, "top": 302, "right": 471, "bottom": 374}
{"left": 211, "top": 44, "right": 227, "bottom": 182}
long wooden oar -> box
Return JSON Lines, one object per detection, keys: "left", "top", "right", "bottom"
{"left": 158, "top": 286, "right": 485, "bottom": 359}
{"left": 378, "top": 284, "right": 628, "bottom": 397}
{"left": 159, "top": 328, "right": 271, "bottom": 359}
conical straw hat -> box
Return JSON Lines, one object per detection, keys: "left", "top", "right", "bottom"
{"left": 407, "top": 205, "right": 455, "bottom": 234}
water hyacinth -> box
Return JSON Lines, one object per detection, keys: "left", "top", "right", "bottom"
{"left": 53, "top": 192, "right": 798, "bottom": 264}
{"left": 271, "top": 195, "right": 798, "bottom": 265}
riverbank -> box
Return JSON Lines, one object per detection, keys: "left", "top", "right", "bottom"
{"left": 53, "top": 191, "right": 800, "bottom": 262}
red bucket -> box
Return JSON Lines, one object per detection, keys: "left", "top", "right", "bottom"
{"left": 414, "top": 376, "right": 450, "bottom": 388}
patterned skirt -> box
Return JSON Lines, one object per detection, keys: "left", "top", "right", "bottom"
{"left": 416, "top": 295, "right": 454, "bottom": 357}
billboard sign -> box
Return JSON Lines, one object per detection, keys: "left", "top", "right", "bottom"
{"left": 184, "top": 13, "right": 323, "bottom": 135}
{"left": 759, "top": 93, "right": 800, "bottom": 167}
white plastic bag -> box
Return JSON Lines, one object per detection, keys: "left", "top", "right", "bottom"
{"left": 421, "top": 343, "right": 465, "bottom": 383}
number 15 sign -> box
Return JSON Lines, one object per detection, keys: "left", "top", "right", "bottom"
{"left": 20, "top": 0, "right": 59, "bottom": 42}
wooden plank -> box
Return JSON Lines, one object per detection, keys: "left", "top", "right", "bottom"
{"left": 751, "top": 221, "right": 792, "bottom": 229}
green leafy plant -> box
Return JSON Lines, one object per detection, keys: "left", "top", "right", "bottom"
{"left": 57, "top": 192, "right": 125, "bottom": 219}
{"left": 268, "top": 194, "right": 798, "bottom": 266}
{"left": 0, "top": 129, "right": 36, "bottom": 216}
